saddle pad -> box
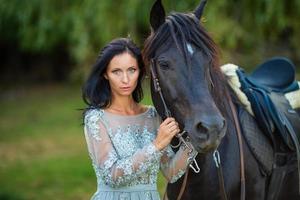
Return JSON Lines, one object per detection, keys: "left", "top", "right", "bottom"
{"left": 285, "top": 89, "right": 300, "bottom": 109}
{"left": 239, "top": 107, "right": 274, "bottom": 174}
{"left": 221, "top": 64, "right": 300, "bottom": 114}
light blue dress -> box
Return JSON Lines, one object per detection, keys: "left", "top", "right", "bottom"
{"left": 83, "top": 106, "right": 197, "bottom": 200}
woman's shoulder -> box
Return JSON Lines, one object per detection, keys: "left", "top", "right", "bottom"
{"left": 84, "top": 107, "right": 104, "bottom": 124}
{"left": 83, "top": 108, "right": 107, "bottom": 141}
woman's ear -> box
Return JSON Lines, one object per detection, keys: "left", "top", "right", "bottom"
{"left": 103, "top": 73, "right": 108, "bottom": 80}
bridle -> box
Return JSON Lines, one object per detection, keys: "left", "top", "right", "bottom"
{"left": 149, "top": 58, "right": 246, "bottom": 200}
{"left": 150, "top": 59, "right": 200, "bottom": 174}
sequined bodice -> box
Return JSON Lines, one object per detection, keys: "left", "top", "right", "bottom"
{"left": 83, "top": 105, "right": 197, "bottom": 191}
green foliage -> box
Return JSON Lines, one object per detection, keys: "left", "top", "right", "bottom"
{"left": 0, "top": 0, "right": 299, "bottom": 81}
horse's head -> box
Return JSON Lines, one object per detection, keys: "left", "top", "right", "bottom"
{"left": 144, "top": 0, "right": 229, "bottom": 153}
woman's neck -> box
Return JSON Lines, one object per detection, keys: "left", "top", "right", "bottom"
{"left": 108, "top": 96, "right": 143, "bottom": 115}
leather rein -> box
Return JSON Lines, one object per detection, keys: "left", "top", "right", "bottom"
{"left": 150, "top": 59, "right": 200, "bottom": 174}
{"left": 150, "top": 59, "right": 245, "bottom": 200}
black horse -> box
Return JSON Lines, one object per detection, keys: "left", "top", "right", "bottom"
{"left": 143, "top": 0, "right": 300, "bottom": 199}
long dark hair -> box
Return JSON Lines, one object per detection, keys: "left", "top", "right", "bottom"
{"left": 82, "top": 38, "right": 145, "bottom": 111}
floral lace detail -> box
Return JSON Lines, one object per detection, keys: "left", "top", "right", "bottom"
{"left": 96, "top": 143, "right": 161, "bottom": 188}
{"left": 84, "top": 109, "right": 104, "bottom": 141}
{"left": 112, "top": 126, "right": 139, "bottom": 157}
{"left": 140, "top": 126, "right": 156, "bottom": 146}
{"left": 117, "top": 158, "right": 133, "bottom": 175}
{"left": 164, "top": 145, "right": 175, "bottom": 157}
{"left": 83, "top": 106, "right": 196, "bottom": 192}
{"left": 144, "top": 143, "right": 162, "bottom": 162}
{"left": 147, "top": 106, "right": 157, "bottom": 118}
{"left": 103, "top": 151, "right": 118, "bottom": 169}
{"left": 170, "top": 169, "right": 185, "bottom": 183}
{"left": 160, "top": 146, "right": 175, "bottom": 170}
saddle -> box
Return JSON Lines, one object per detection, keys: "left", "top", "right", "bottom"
{"left": 222, "top": 57, "right": 300, "bottom": 199}
{"left": 236, "top": 57, "right": 300, "bottom": 152}
{"left": 245, "top": 57, "right": 298, "bottom": 93}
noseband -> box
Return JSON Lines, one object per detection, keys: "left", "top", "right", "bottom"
{"left": 150, "top": 59, "right": 200, "bottom": 174}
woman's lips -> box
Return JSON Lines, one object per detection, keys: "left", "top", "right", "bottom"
{"left": 120, "top": 86, "right": 131, "bottom": 90}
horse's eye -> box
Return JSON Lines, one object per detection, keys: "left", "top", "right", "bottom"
{"left": 158, "top": 61, "right": 169, "bottom": 70}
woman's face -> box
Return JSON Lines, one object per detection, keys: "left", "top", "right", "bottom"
{"left": 104, "top": 52, "right": 140, "bottom": 98}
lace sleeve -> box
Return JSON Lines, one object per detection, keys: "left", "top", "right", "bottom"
{"left": 149, "top": 107, "right": 198, "bottom": 183}
{"left": 83, "top": 109, "right": 162, "bottom": 188}
{"left": 160, "top": 141, "right": 198, "bottom": 183}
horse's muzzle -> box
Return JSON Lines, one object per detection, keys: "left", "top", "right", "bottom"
{"left": 189, "top": 118, "right": 227, "bottom": 153}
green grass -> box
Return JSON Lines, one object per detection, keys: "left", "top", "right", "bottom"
{"left": 0, "top": 83, "right": 166, "bottom": 200}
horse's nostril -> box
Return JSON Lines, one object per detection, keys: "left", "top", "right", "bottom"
{"left": 196, "top": 123, "right": 209, "bottom": 140}
{"left": 196, "top": 122, "right": 209, "bottom": 134}
{"left": 195, "top": 119, "right": 225, "bottom": 136}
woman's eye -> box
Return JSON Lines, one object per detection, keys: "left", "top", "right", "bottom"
{"left": 112, "top": 70, "right": 121, "bottom": 74}
{"left": 128, "top": 68, "right": 136, "bottom": 73}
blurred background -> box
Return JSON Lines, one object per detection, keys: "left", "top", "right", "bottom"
{"left": 0, "top": 0, "right": 299, "bottom": 199}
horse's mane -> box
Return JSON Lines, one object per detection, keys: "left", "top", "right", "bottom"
{"left": 143, "top": 12, "right": 235, "bottom": 125}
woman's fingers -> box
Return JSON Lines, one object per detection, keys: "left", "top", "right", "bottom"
{"left": 167, "top": 121, "right": 177, "bottom": 129}
{"left": 169, "top": 124, "right": 178, "bottom": 132}
{"left": 155, "top": 118, "right": 181, "bottom": 150}
{"left": 172, "top": 126, "right": 180, "bottom": 134}
{"left": 162, "top": 118, "right": 177, "bottom": 127}
{"left": 167, "top": 120, "right": 179, "bottom": 129}
{"left": 160, "top": 117, "right": 180, "bottom": 136}
{"left": 162, "top": 117, "right": 174, "bottom": 125}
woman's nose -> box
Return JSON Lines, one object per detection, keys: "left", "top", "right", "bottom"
{"left": 122, "top": 72, "right": 129, "bottom": 83}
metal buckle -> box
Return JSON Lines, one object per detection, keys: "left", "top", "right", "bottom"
{"left": 213, "top": 150, "right": 221, "bottom": 168}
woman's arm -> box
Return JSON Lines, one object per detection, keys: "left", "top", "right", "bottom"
{"left": 159, "top": 142, "right": 197, "bottom": 183}
{"left": 152, "top": 116, "right": 198, "bottom": 183}
{"left": 83, "top": 109, "right": 162, "bottom": 188}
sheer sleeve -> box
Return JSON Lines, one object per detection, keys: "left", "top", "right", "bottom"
{"left": 160, "top": 141, "right": 198, "bottom": 183}
{"left": 83, "top": 109, "right": 162, "bottom": 188}
{"left": 150, "top": 108, "right": 198, "bottom": 183}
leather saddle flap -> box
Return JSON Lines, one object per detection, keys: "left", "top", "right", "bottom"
{"left": 246, "top": 57, "right": 297, "bottom": 92}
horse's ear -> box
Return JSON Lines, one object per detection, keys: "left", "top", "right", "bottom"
{"left": 194, "top": 0, "right": 207, "bottom": 19}
{"left": 150, "top": 0, "right": 166, "bottom": 32}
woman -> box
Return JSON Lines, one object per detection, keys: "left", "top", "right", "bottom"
{"left": 82, "top": 38, "right": 197, "bottom": 200}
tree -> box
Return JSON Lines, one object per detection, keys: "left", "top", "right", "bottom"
{"left": 0, "top": 0, "right": 299, "bottom": 83}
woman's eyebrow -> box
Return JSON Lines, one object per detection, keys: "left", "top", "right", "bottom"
{"left": 111, "top": 67, "right": 121, "bottom": 70}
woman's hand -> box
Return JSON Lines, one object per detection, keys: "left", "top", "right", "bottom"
{"left": 153, "top": 117, "right": 180, "bottom": 151}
